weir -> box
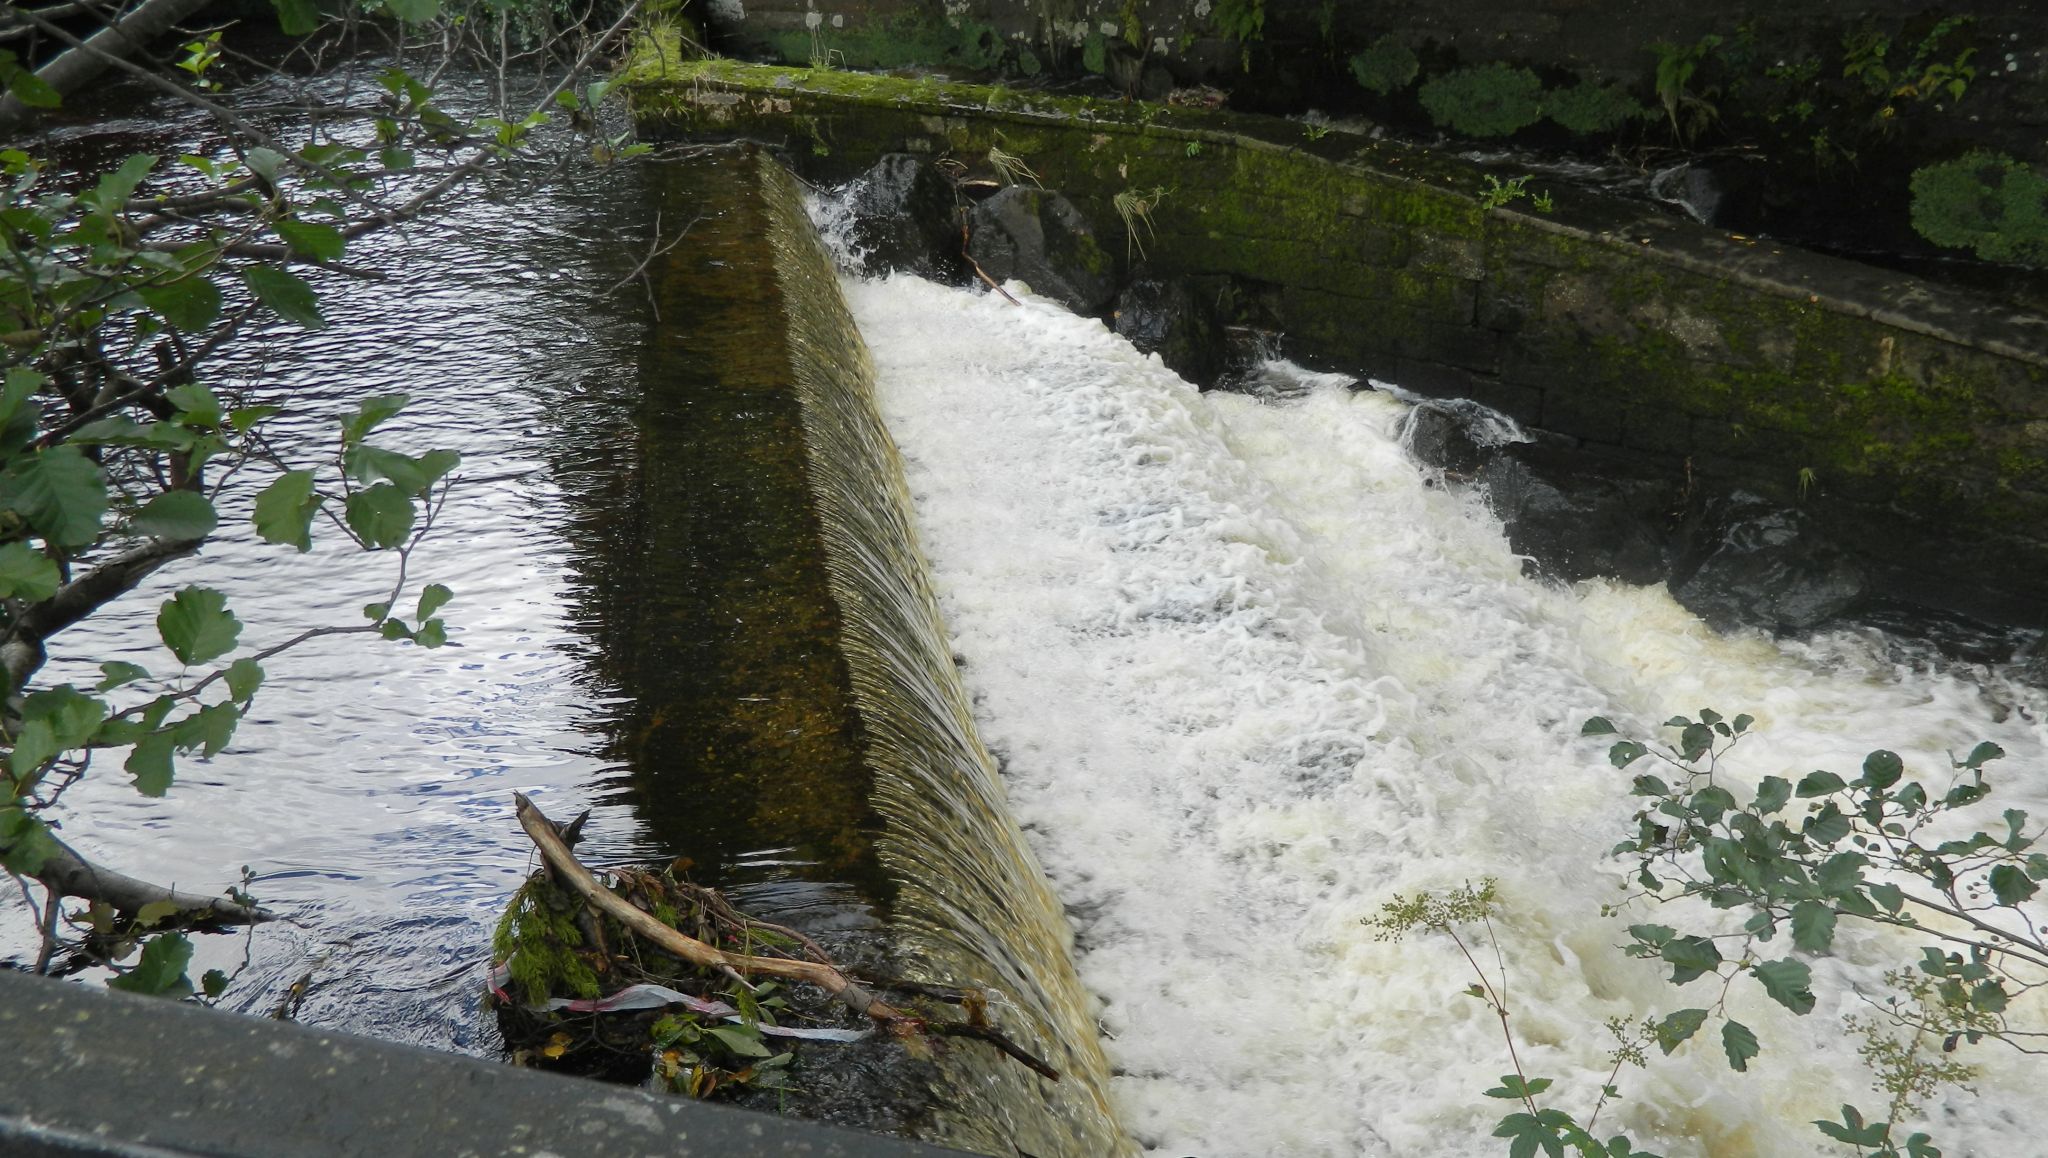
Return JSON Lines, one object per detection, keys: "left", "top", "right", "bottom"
{"left": 612, "top": 146, "right": 1125, "bottom": 1155}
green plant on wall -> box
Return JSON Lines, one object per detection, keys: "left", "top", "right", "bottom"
{"left": 1209, "top": 0, "right": 1264, "bottom": 70}
{"left": 1910, "top": 151, "right": 2048, "bottom": 266}
{"left": 1652, "top": 34, "right": 1722, "bottom": 143}
{"left": 1418, "top": 63, "right": 1544, "bottom": 138}
{"left": 1547, "top": 79, "right": 1649, "bottom": 135}
{"left": 1349, "top": 34, "right": 1418, "bottom": 96}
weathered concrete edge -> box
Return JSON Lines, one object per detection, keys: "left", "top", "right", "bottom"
{"left": 630, "top": 58, "right": 2048, "bottom": 370}
{"left": 0, "top": 969, "right": 968, "bottom": 1158}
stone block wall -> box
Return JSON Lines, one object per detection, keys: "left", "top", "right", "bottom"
{"left": 626, "top": 57, "right": 2048, "bottom": 622}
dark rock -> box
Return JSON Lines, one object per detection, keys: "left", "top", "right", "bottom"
{"left": 841, "top": 154, "right": 963, "bottom": 280}
{"left": 1400, "top": 399, "right": 1519, "bottom": 476}
{"left": 1114, "top": 276, "right": 1229, "bottom": 387}
{"left": 1480, "top": 448, "right": 1673, "bottom": 585}
{"left": 1669, "top": 494, "right": 1865, "bottom": 632}
{"left": 967, "top": 187, "right": 1118, "bottom": 313}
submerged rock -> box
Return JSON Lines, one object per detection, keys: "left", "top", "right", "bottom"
{"left": 1670, "top": 494, "right": 1865, "bottom": 631}
{"left": 1114, "top": 275, "right": 1228, "bottom": 387}
{"left": 1480, "top": 446, "right": 1673, "bottom": 585}
{"left": 967, "top": 187, "right": 1117, "bottom": 313}
{"left": 840, "top": 153, "right": 963, "bottom": 280}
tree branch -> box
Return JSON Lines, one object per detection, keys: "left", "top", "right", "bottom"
{"left": 35, "top": 832, "right": 274, "bottom": 923}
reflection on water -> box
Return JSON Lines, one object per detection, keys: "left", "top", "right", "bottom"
{"left": 4, "top": 75, "right": 668, "bottom": 1052}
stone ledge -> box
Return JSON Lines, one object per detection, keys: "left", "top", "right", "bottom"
{"left": 0, "top": 970, "right": 966, "bottom": 1158}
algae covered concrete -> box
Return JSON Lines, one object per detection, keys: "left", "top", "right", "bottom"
{"left": 625, "top": 56, "right": 2048, "bottom": 622}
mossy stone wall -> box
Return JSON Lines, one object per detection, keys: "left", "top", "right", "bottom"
{"left": 628, "top": 58, "right": 2048, "bottom": 622}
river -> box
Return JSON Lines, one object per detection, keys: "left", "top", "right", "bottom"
{"left": 840, "top": 270, "right": 2047, "bottom": 1156}
{"left": 4, "top": 67, "right": 2042, "bottom": 1156}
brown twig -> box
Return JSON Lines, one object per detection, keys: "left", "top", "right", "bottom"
{"left": 960, "top": 216, "right": 1020, "bottom": 306}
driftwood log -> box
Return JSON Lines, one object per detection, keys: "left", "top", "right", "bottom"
{"left": 511, "top": 793, "right": 1060, "bottom": 1080}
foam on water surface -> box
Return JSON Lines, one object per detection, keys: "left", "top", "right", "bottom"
{"left": 840, "top": 272, "right": 2046, "bottom": 1157}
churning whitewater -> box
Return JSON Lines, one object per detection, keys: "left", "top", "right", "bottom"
{"left": 836, "top": 271, "right": 2043, "bottom": 1158}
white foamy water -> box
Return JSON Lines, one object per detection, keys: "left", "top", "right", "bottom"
{"left": 841, "top": 273, "right": 2046, "bottom": 1157}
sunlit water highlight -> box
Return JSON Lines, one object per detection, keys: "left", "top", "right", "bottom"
{"left": 840, "top": 271, "right": 2046, "bottom": 1157}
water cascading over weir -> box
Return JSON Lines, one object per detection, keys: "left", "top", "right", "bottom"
{"left": 600, "top": 145, "right": 1128, "bottom": 1156}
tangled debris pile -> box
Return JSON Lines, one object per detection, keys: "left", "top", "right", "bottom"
{"left": 491, "top": 795, "right": 1056, "bottom": 1101}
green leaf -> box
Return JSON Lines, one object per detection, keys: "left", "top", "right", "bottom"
{"left": 97, "top": 661, "right": 150, "bottom": 691}
{"left": 2, "top": 59, "right": 61, "bottom": 109}
{"left": 252, "top": 470, "right": 320, "bottom": 552}
{"left": 1731, "top": 713, "right": 1754, "bottom": 734}
{"left": 1609, "top": 741, "right": 1647, "bottom": 768}
{"left": 413, "top": 617, "right": 447, "bottom": 648}
{"left": 201, "top": 968, "right": 230, "bottom": 999}
{"left": 1627, "top": 923, "right": 1675, "bottom": 947}
{"left": 1789, "top": 900, "right": 1837, "bottom": 953}
{"left": 228, "top": 405, "right": 281, "bottom": 433}
{"left": 131, "top": 490, "right": 217, "bottom": 541}
{"left": 0, "top": 807, "right": 57, "bottom": 873}
{"left": 1868, "top": 882, "right": 1906, "bottom": 914}
{"left": 270, "top": 0, "right": 320, "bottom": 36}
{"left": 166, "top": 383, "right": 222, "bottom": 428}
{"left": 108, "top": 932, "right": 194, "bottom": 998}
{"left": 1970, "top": 980, "right": 2009, "bottom": 1014}
{"left": 1861, "top": 749, "right": 1904, "bottom": 790}
{"left": 1660, "top": 936, "right": 1722, "bottom": 985}
{"left": 1815, "top": 1105, "right": 1888, "bottom": 1147}
{"left": 91, "top": 154, "right": 158, "bottom": 212}
{"left": 1581, "top": 717, "right": 1616, "bottom": 735}
{"left": 345, "top": 483, "right": 415, "bottom": 548}
{"left": 1804, "top": 804, "right": 1851, "bottom": 845}
{"left": 1962, "top": 741, "right": 2004, "bottom": 770}
{"left": 1654, "top": 1008, "right": 1709, "bottom": 1053}
{"left": 1679, "top": 723, "right": 1714, "bottom": 760}
{"left": 9, "top": 717, "right": 55, "bottom": 780}
{"left": 416, "top": 583, "right": 453, "bottom": 621}
{"left": 343, "top": 444, "right": 459, "bottom": 495}
{"left": 244, "top": 265, "right": 324, "bottom": 328}
{"left": 1691, "top": 785, "right": 1737, "bottom": 824}
{"left": 2, "top": 446, "right": 109, "bottom": 547}
{"left": 276, "top": 218, "right": 345, "bottom": 262}
{"left": 1720, "top": 1019, "right": 1759, "bottom": 1072}
{"left": 173, "top": 701, "right": 240, "bottom": 758}
{"left": 1484, "top": 1074, "right": 1555, "bottom": 1099}
{"left": 134, "top": 900, "right": 182, "bottom": 927}
{"left": 705, "top": 1024, "right": 773, "bottom": 1058}
{"left": 139, "top": 275, "right": 222, "bottom": 331}
{"left": 0, "top": 541, "right": 59, "bottom": 601}
{"left": 1752, "top": 776, "right": 1791, "bottom": 815}
{"left": 156, "top": 586, "right": 241, "bottom": 665}
{"left": 1816, "top": 852, "right": 1869, "bottom": 896}
{"left": 340, "top": 394, "right": 409, "bottom": 444}
{"left": 1796, "top": 770, "right": 1846, "bottom": 797}
{"left": 0, "top": 366, "right": 45, "bottom": 452}
{"left": 1752, "top": 958, "right": 1816, "bottom": 1015}
{"left": 126, "top": 731, "right": 176, "bottom": 796}
{"left": 1989, "top": 864, "right": 2038, "bottom": 907}
{"left": 224, "top": 658, "right": 264, "bottom": 702}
